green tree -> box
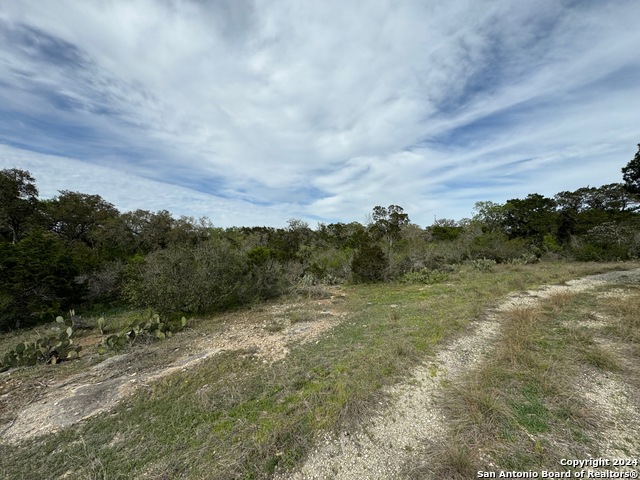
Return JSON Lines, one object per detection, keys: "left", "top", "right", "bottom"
{"left": 351, "top": 243, "right": 387, "bottom": 282}
{"left": 368, "top": 205, "right": 410, "bottom": 247}
{"left": 473, "top": 201, "right": 506, "bottom": 233}
{"left": 319, "top": 222, "right": 369, "bottom": 249}
{"left": 44, "top": 191, "right": 119, "bottom": 247}
{"left": 502, "top": 194, "right": 558, "bottom": 240}
{"left": 0, "top": 168, "right": 40, "bottom": 244}
{"left": 555, "top": 184, "right": 638, "bottom": 241}
{"left": 622, "top": 143, "right": 640, "bottom": 194}
{"left": 428, "top": 218, "right": 463, "bottom": 241}
{"left": 119, "top": 209, "right": 176, "bottom": 253}
{"left": 168, "top": 216, "right": 212, "bottom": 247}
{"left": 0, "top": 229, "right": 81, "bottom": 330}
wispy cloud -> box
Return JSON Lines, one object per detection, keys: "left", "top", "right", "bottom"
{"left": 1, "top": 0, "right": 639, "bottom": 226}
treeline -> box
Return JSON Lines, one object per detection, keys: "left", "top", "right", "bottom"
{"left": 1, "top": 145, "right": 639, "bottom": 331}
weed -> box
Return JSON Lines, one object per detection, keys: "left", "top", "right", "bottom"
{"left": 545, "top": 290, "right": 576, "bottom": 313}
{"left": 405, "top": 437, "right": 480, "bottom": 480}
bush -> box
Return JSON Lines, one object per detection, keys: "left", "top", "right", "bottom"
{"left": 351, "top": 244, "right": 388, "bottom": 282}
{"left": 124, "top": 239, "right": 246, "bottom": 314}
{"left": 469, "top": 232, "right": 533, "bottom": 263}
{"left": 242, "top": 259, "right": 290, "bottom": 303}
{"left": 247, "top": 245, "right": 272, "bottom": 266}
{"left": 470, "top": 257, "right": 497, "bottom": 271}
{"left": 124, "top": 240, "right": 291, "bottom": 315}
{"left": 571, "top": 243, "right": 603, "bottom": 262}
{"left": 305, "top": 247, "right": 353, "bottom": 283}
{"left": 509, "top": 253, "right": 539, "bottom": 265}
{"left": 542, "top": 233, "right": 561, "bottom": 253}
{"left": 569, "top": 222, "right": 639, "bottom": 261}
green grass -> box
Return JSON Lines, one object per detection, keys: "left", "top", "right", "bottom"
{"left": 403, "top": 266, "right": 640, "bottom": 479}
{"left": 0, "top": 261, "right": 637, "bottom": 479}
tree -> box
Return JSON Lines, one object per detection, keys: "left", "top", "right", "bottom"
{"left": 622, "top": 143, "right": 640, "bottom": 194}
{"left": 168, "top": 216, "right": 212, "bottom": 247}
{"left": 318, "top": 222, "right": 369, "bottom": 249}
{"left": 428, "top": 218, "right": 463, "bottom": 241}
{"left": 0, "top": 168, "right": 39, "bottom": 244}
{"left": 369, "top": 205, "right": 410, "bottom": 244}
{"left": 120, "top": 209, "right": 175, "bottom": 253}
{"left": 502, "top": 194, "right": 558, "bottom": 240}
{"left": 0, "top": 229, "right": 81, "bottom": 330}
{"left": 351, "top": 243, "right": 387, "bottom": 282}
{"left": 554, "top": 184, "right": 638, "bottom": 241}
{"left": 473, "top": 201, "right": 506, "bottom": 233}
{"left": 44, "top": 191, "right": 119, "bottom": 247}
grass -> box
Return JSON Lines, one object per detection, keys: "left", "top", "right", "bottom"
{"left": 0, "top": 260, "right": 638, "bottom": 479}
{"left": 403, "top": 266, "right": 640, "bottom": 479}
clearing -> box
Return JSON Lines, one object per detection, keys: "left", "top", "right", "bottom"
{"left": 1, "top": 261, "right": 639, "bottom": 479}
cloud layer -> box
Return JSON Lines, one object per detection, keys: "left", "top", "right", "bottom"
{"left": 1, "top": 0, "right": 639, "bottom": 226}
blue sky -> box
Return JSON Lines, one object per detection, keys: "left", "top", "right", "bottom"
{"left": 1, "top": 0, "right": 639, "bottom": 228}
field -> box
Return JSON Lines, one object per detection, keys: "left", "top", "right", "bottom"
{"left": 1, "top": 260, "right": 639, "bottom": 479}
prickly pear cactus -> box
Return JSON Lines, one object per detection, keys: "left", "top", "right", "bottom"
{"left": 0, "top": 311, "right": 83, "bottom": 371}
{"left": 97, "top": 313, "right": 188, "bottom": 353}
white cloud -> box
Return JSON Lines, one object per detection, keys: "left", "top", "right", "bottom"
{"left": 1, "top": 0, "right": 639, "bottom": 227}
{"left": 0, "top": 144, "right": 296, "bottom": 227}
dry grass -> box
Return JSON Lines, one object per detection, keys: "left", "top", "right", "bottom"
{"left": 606, "top": 291, "right": 640, "bottom": 344}
{"left": 1, "top": 261, "right": 638, "bottom": 479}
{"left": 545, "top": 290, "right": 576, "bottom": 313}
{"left": 498, "top": 307, "right": 542, "bottom": 368}
{"left": 404, "top": 270, "right": 640, "bottom": 479}
{"left": 405, "top": 436, "right": 480, "bottom": 480}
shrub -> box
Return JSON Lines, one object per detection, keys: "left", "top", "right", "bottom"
{"left": 571, "top": 243, "right": 603, "bottom": 262}
{"left": 351, "top": 244, "right": 388, "bottom": 282}
{"left": 469, "top": 232, "right": 533, "bottom": 263}
{"left": 509, "top": 253, "right": 539, "bottom": 265}
{"left": 247, "top": 245, "right": 272, "bottom": 266}
{"left": 76, "top": 260, "right": 126, "bottom": 305}
{"left": 305, "top": 247, "right": 353, "bottom": 283}
{"left": 124, "top": 239, "right": 246, "bottom": 314}
{"left": 542, "top": 233, "right": 561, "bottom": 253}
{"left": 470, "top": 257, "right": 497, "bottom": 271}
{"left": 124, "top": 240, "right": 291, "bottom": 314}
{"left": 569, "top": 224, "right": 637, "bottom": 261}
{"left": 242, "top": 258, "right": 290, "bottom": 303}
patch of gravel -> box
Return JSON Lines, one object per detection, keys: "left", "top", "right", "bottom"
{"left": 275, "top": 268, "right": 640, "bottom": 480}
{"left": 574, "top": 366, "right": 640, "bottom": 460}
{"left": 0, "top": 300, "right": 344, "bottom": 444}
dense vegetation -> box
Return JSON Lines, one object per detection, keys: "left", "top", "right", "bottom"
{"left": 1, "top": 144, "right": 639, "bottom": 331}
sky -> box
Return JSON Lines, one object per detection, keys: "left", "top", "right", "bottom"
{"left": 1, "top": 0, "right": 639, "bottom": 228}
